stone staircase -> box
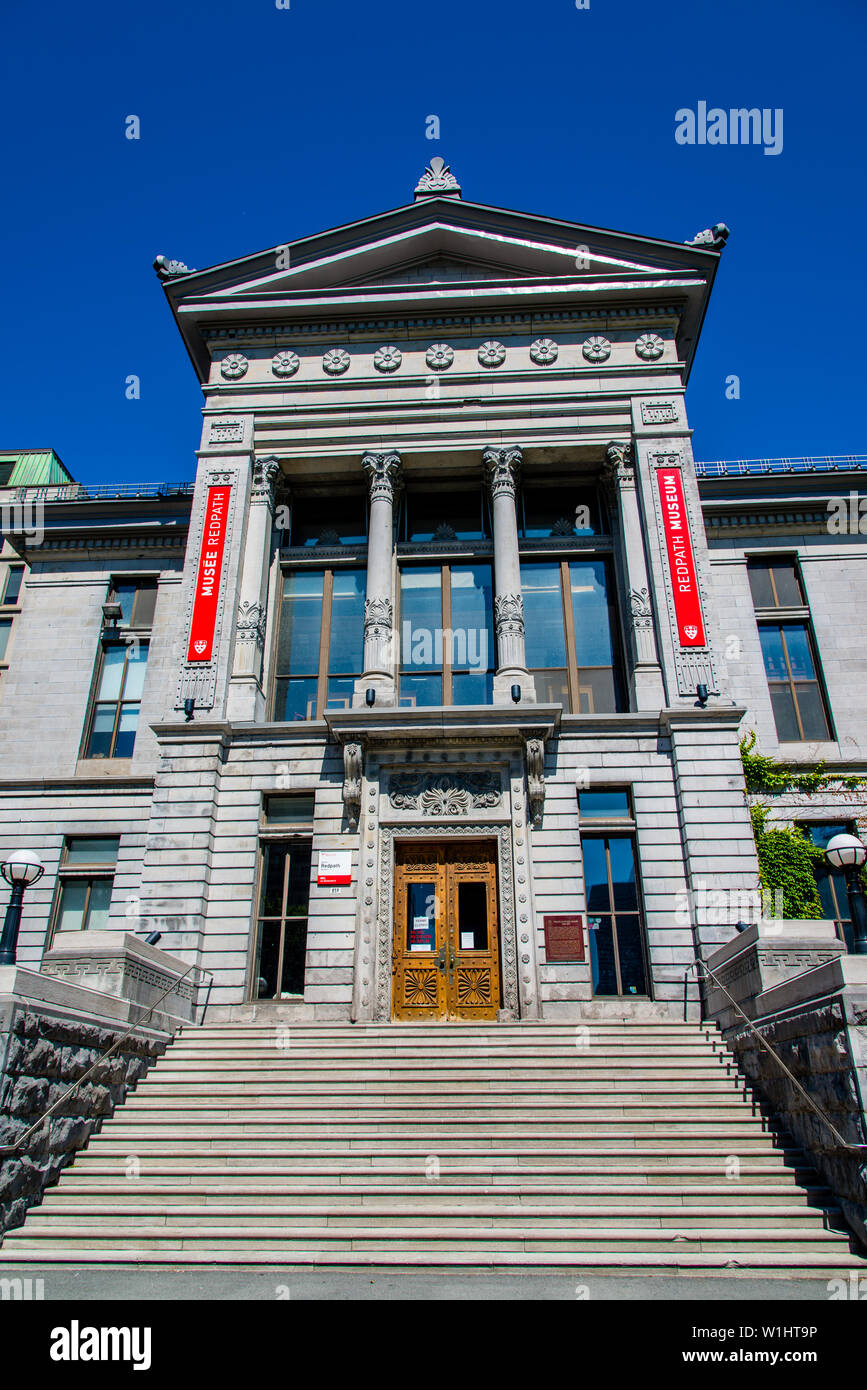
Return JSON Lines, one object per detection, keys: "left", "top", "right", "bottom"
{"left": 2, "top": 1021, "right": 866, "bottom": 1274}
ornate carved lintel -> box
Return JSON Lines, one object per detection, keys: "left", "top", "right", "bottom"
{"left": 343, "top": 743, "right": 363, "bottom": 829}
{"left": 251, "top": 455, "right": 281, "bottom": 508}
{"left": 525, "top": 737, "right": 546, "bottom": 827}
{"left": 483, "top": 446, "right": 523, "bottom": 500}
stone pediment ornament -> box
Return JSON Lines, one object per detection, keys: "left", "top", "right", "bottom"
{"left": 686, "top": 224, "right": 730, "bottom": 250}
{"left": 153, "top": 254, "right": 197, "bottom": 279}
{"left": 414, "top": 156, "right": 462, "bottom": 200}
{"left": 389, "top": 770, "right": 501, "bottom": 815}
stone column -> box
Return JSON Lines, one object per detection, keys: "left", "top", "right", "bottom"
{"left": 354, "top": 450, "right": 402, "bottom": 708}
{"left": 602, "top": 440, "right": 666, "bottom": 709}
{"left": 483, "top": 446, "right": 536, "bottom": 704}
{"left": 226, "top": 455, "right": 280, "bottom": 722}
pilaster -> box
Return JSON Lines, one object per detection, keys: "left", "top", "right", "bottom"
{"left": 483, "top": 446, "right": 536, "bottom": 704}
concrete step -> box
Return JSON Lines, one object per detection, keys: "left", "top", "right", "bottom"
{"left": 81, "top": 1130, "right": 788, "bottom": 1151}
{"left": 62, "top": 1161, "right": 819, "bottom": 1183}
{"left": 135, "top": 1078, "right": 745, "bottom": 1095}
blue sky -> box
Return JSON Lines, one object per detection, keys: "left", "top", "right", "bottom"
{"left": 1, "top": 0, "right": 863, "bottom": 484}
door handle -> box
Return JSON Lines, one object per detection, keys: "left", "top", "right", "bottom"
{"left": 448, "top": 943, "right": 456, "bottom": 973}
{"left": 437, "top": 944, "right": 447, "bottom": 974}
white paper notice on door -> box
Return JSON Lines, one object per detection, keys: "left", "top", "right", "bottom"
{"left": 410, "top": 915, "right": 431, "bottom": 951}
{"left": 460, "top": 932, "right": 474, "bottom": 949}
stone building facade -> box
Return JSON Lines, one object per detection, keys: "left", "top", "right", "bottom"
{"left": 1, "top": 167, "right": 865, "bottom": 1022}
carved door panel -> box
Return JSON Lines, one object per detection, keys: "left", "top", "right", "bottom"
{"left": 392, "top": 842, "right": 500, "bottom": 1021}
{"left": 392, "top": 848, "right": 448, "bottom": 1020}
{"left": 445, "top": 850, "right": 500, "bottom": 1020}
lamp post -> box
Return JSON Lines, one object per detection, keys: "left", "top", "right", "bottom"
{"left": 0, "top": 850, "right": 45, "bottom": 966}
{"left": 825, "top": 833, "right": 867, "bottom": 956}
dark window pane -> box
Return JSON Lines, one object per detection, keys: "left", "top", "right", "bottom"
{"left": 328, "top": 569, "right": 365, "bottom": 676}
{"left": 289, "top": 494, "right": 366, "bottom": 548}
{"left": 608, "top": 837, "right": 638, "bottom": 911}
{"left": 276, "top": 572, "right": 324, "bottom": 677}
{"left": 2, "top": 568, "right": 22, "bottom": 604}
{"left": 112, "top": 584, "right": 137, "bottom": 627}
{"left": 400, "top": 568, "right": 442, "bottom": 671}
{"left": 264, "top": 796, "right": 315, "bottom": 825}
{"left": 280, "top": 921, "right": 308, "bottom": 995}
{"left": 794, "top": 682, "right": 830, "bottom": 740}
{"left": 521, "top": 563, "right": 567, "bottom": 668}
{"left": 782, "top": 624, "right": 817, "bottom": 680}
{"left": 406, "top": 490, "right": 486, "bottom": 541}
{"left": 132, "top": 583, "right": 158, "bottom": 629}
{"left": 769, "top": 684, "right": 801, "bottom": 741}
{"left": 406, "top": 882, "right": 437, "bottom": 952}
{"left": 275, "top": 675, "right": 319, "bottom": 722}
{"left": 56, "top": 880, "right": 89, "bottom": 932}
{"left": 747, "top": 561, "right": 775, "bottom": 608}
{"left": 399, "top": 673, "right": 443, "bottom": 707}
{"left": 66, "top": 838, "right": 119, "bottom": 866}
{"left": 260, "top": 844, "right": 287, "bottom": 917}
{"left": 457, "top": 881, "right": 488, "bottom": 951}
{"left": 450, "top": 565, "right": 494, "bottom": 675}
{"left": 87, "top": 705, "right": 116, "bottom": 758}
{"left": 452, "top": 670, "right": 494, "bottom": 705}
{"left": 582, "top": 837, "right": 610, "bottom": 914}
{"left": 529, "top": 670, "right": 569, "bottom": 705}
{"left": 770, "top": 561, "right": 803, "bottom": 607}
{"left": 613, "top": 915, "right": 648, "bottom": 994}
{"left": 85, "top": 878, "right": 113, "bottom": 930}
{"left": 588, "top": 916, "right": 618, "bottom": 995}
{"left": 325, "top": 676, "right": 356, "bottom": 711}
{"left": 575, "top": 667, "right": 620, "bottom": 714}
{"left": 0, "top": 619, "right": 11, "bottom": 662}
{"left": 284, "top": 844, "right": 313, "bottom": 914}
{"left": 579, "top": 790, "right": 631, "bottom": 819}
{"left": 113, "top": 705, "right": 139, "bottom": 757}
{"left": 522, "top": 487, "right": 600, "bottom": 538}
{"left": 254, "top": 920, "right": 282, "bottom": 999}
{"left": 570, "top": 559, "right": 618, "bottom": 667}
{"left": 759, "top": 625, "right": 787, "bottom": 680}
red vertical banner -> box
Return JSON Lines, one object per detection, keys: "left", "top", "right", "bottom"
{"left": 186, "top": 485, "right": 231, "bottom": 662}
{"left": 655, "top": 467, "right": 706, "bottom": 647}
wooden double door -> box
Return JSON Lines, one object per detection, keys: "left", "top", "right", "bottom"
{"left": 393, "top": 841, "right": 501, "bottom": 1020}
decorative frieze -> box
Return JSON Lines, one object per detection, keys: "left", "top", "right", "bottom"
{"left": 426, "top": 343, "right": 454, "bottom": 371}
{"left": 529, "top": 338, "right": 558, "bottom": 365}
{"left": 635, "top": 333, "right": 665, "bottom": 361}
{"left": 478, "top": 340, "right": 506, "bottom": 368}
{"left": 220, "top": 353, "right": 248, "bottom": 380}
{"left": 323, "top": 348, "right": 350, "bottom": 375}
{"left": 641, "top": 401, "right": 678, "bottom": 425}
{"left": 373, "top": 345, "right": 402, "bottom": 373}
{"left": 388, "top": 770, "right": 502, "bottom": 815}
{"left": 583, "top": 335, "right": 611, "bottom": 363}
{"left": 271, "top": 351, "right": 300, "bottom": 378}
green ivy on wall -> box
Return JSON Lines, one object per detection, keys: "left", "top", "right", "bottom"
{"left": 739, "top": 730, "right": 866, "bottom": 795}
{"left": 748, "top": 804, "right": 824, "bottom": 919}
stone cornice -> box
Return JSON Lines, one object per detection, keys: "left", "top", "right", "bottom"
{"left": 325, "top": 705, "right": 561, "bottom": 745}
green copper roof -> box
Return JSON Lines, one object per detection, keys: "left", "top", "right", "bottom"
{"left": 0, "top": 450, "right": 74, "bottom": 486}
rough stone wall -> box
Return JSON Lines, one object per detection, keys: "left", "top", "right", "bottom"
{"left": 0, "top": 1008, "right": 169, "bottom": 1234}
{"left": 727, "top": 1001, "right": 867, "bottom": 1246}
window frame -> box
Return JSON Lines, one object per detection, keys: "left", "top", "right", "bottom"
{"left": 520, "top": 555, "right": 625, "bottom": 714}
{"left": 271, "top": 562, "right": 367, "bottom": 723}
{"left": 747, "top": 554, "right": 833, "bottom": 743}
{"left": 395, "top": 560, "right": 496, "bottom": 708}
{"left": 81, "top": 578, "right": 158, "bottom": 761}
{"left": 249, "top": 795, "right": 315, "bottom": 1001}
{"left": 48, "top": 837, "right": 120, "bottom": 946}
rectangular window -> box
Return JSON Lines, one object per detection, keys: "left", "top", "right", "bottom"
{"left": 578, "top": 789, "right": 632, "bottom": 819}
{"left": 1, "top": 565, "right": 24, "bottom": 605}
{"left": 582, "top": 834, "right": 648, "bottom": 997}
{"left": 273, "top": 567, "right": 366, "bottom": 721}
{"left": 0, "top": 619, "right": 11, "bottom": 663}
{"left": 83, "top": 579, "right": 157, "bottom": 759}
{"left": 253, "top": 794, "right": 314, "bottom": 1000}
{"left": 749, "top": 557, "right": 831, "bottom": 743}
{"left": 521, "top": 558, "right": 624, "bottom": 712}
{"left": 51, "top": 837, "right": 119, "bottom": 940}
{"left": 284, "top": 493, "right": 367, "bottom": 549}
{"left": 401, "top": 487, "right": 488, "bottom": 542}
{"left": 520, "top": 486, "right": 603, "bottom": 538}
{"left": 801, "top": 821, "right": 856, "bottom": 954}
{"left": 398, "top": 563, "right": 495, "bottom": 707}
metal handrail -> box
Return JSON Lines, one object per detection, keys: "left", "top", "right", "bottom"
{"left": 684, "top": 957, "right": 867, "bottom": 1155}
{"left": 0, "top": 962, "right": 213, "bottom": 1158}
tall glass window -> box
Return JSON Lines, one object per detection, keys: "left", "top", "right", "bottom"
{"left": 748, "top": 556, "right": 832, "bottom": 742}
{"left": 51, "top": 838, "right": 119, "bottom": 942}
{"left": 582, "top": 835, "right": 648, "bottom": 996}
{"left": 521, "top": 558, "right": 623, "bottom": 712}
{"left": 274, "top": 568, "right": 366, "bottom": 721}
{"left": 398, "top": 564, "right": 495, "bottom": 707}
{"left": 84, "top": 578, "right": 157, "bottom": 759}
{"left": 801, "top": 821, "right": 857, "bottom": 954}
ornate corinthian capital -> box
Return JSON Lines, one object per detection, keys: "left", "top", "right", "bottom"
{"left": 602, "top": 440, "right": 635, "bottom": 490}
{"left": 362, "top": 451, "right": 403, "bottom": 503}
{"left": 494, "top": 593, "right": 525, "bottom": 638}
{"left": 483, "top": 446, "right": 523, "bottom": 499}
{"left": 251, "top": 455, "right": 281, "bottom": 504}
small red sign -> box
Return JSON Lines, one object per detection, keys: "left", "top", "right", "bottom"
{"left": 656, "top": 467, "right": 706, "bottom": 647}
{"left": 543, "top": 915, "right": 585, "bottom": 962}
{"left": 186, "top": 486, "right": 231, "bottom": 663}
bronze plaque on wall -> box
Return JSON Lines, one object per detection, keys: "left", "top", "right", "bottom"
{"left": 543, "top": 914, "right": 585, "bottom": 962}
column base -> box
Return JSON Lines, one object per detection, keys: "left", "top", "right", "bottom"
{"left": 226, "top": 676, "right": 266, "bottom": 722}
{"left": 492, "top": 670, "right": 537, "bottom": 705}
{"left": 631, "top": 663, "right": 667, "bottom": 710}
{"left": 352, "top": 674, "right": 397, "bottom": 709}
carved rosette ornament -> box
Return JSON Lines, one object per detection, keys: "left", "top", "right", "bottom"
{"left": 271, "top": 351, "right": 300, "bottom": 378}
{"left": 251, "top": 456, "right": 281, "bottom": 506}
{"left": 426, "top": 343, "right": 454, "bottom": 371}
{"left": 525, "top": 737, "right": 546, "bottom": 827}
{"left": 373, "top": 345, "right": 402, "bottom": 373}
{"left": 483, "top": 446, "right": 522, "bottom": 499}
{"left": 583, "top": 335, "right": 611, "bottom": 363}
{"left": 236, "top": 599, "right": 267, "bottom": 649}
{"left": 342, "top": 743, "right": 363, "bottom": 829}
{"left": 362, "top": 451, "right": 403, "bottom": 504}
{"left": 478, "top": 340, "right": 506, "bottom": 368}
{"left": 529, "top": 338, "right": 559, "bottom": 366}
{"left": 323, "top": 348, "right": 351, "bottom": 375}
{"left": 220, "top": 353, "right": 248, "bottom": 380}
{"left": 635, "top": 333, "right": 665, "bottom": 361}
{"left": 630, "top": 587, "right": 653, "bottom": 631}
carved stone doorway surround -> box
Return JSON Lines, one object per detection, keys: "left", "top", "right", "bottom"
{"left": 372, "top": 822, "right": 521, "bottom": 1023}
